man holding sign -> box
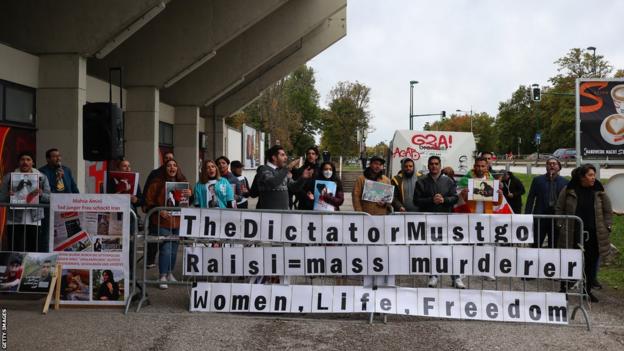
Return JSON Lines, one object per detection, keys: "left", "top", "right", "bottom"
{"left": 352, "top": 156, "right": 392, "bottom": 215}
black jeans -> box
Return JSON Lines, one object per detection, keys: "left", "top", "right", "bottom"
{"left": 532, "top": 211, "right": 559, "bottom": 248}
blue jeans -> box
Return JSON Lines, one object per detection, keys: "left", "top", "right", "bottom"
{"left": 158, "top": 227, "right": 179, "bottom": 275}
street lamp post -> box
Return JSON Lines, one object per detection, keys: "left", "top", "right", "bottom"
{"left": 587, "top": 46, "right": 596, "bottom": 77}
{"left": 409, "top": 80, "right": 418, "bottom": 130}
{"left": 455, "top": 108, "right": 473, "bottom": 133}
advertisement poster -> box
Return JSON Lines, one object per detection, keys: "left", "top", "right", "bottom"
{"left": 362, "top": 180, "right": 394, "bottom": 203}
{"left": 578, "top": 79, "right": 624, "bottom": 159}
{"left": 10, "top": 173, "right": 40, "bottom": 204}
{"left": 313, "top": 180, "right": 337, "bottom": 211}
{"left": 468, "top": 179, "right": 499, "bottom": 202}
{"left": 49, "top": 194, "right": 130, "bottom": 305}
{"left": 105, "top": 171, "right": 139, "bottom": 196}
{"left": 0, "top": 251, "right": 58, "bottom": 294}
{"left": 242, "top": 124, "right": 260, "bottom": 169}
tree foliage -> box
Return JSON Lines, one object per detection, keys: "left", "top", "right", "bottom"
{"left": 225, "top": 65, "right": 321, "bottom": 155}
{"left": 424, "top": 112, "right": 497, "bottom": 152}
{"left": 320, "top": 81, "right": 372, "bottom": 157}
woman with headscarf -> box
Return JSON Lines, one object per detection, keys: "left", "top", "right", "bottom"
{"left": 144, "top": 159, "right": 192, "bottom": 289}
{"left": 556, "top": 164, "right": 612, "bottom": 302}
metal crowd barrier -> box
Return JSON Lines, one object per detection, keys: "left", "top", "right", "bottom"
{"left": 388, "top": 212, "right": 591, "bottom": 330}
{"left": 0, "top": 202, "right": 51, "bottom": 253}
{"left": 126, "top": 207, "right": 374, "bottom": 313}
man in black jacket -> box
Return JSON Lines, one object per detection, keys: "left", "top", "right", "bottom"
{"left": 414, "top": 156, "right": 463, "bottom": 289}
{"left": 256, "top": 145, "right": 312, "bottom": 210}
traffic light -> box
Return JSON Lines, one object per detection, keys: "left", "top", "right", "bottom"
{"left": 531, "top": 84, "right": 541, "bottom": 102}
{"left": 441, "top": 110, "right": 446, "bottom": 117}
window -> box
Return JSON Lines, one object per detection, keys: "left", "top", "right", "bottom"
{"left": 1, "top": 79, "right": 36, "bottom": 127}
{"left": 159, "top": 122, "right": 173, "bottom": 146}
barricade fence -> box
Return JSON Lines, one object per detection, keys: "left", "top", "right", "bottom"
{"left": 129, "top": 206, "right": 590, "bottom": 329}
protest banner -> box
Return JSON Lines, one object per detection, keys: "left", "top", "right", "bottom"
{"left": 49, "top": 194, "right": 130, "bottom": 306}
{"left": 362, "top": 180, "right": 394, "bottom": 203}
{"left": 179, "top": 209, "right": 534, "bottom": 245}
{"left": 105, "top": 171, "right": 139, "bottom": 196}
{"left": 190, "top": 283, "right": 569, "bottom": 325}
{"left": 0, "top": 252, "right": 58, "bottom": 293}
{"left": 9, "top": 173, "right": 39, "bottom": 204}
{"left": 313, "top": 180, "right": 337, "bottom": 211}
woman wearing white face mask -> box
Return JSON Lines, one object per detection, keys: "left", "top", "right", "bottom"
{"left": 305, "top": 161, "right": 344, "bottom": 211}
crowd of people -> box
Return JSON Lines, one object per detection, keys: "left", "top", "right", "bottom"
{"left": 0, "top": 145, "right": 615, "bottom": 301}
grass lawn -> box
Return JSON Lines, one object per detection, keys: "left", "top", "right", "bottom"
{"left": 514, "top": 172, "right": 624, "bottom": 290}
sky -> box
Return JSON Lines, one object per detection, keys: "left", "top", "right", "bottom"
{"left": 308, "top": 0, "right": 624, "bottom": 146}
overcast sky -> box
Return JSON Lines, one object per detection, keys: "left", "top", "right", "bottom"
{"left": 308, "top": 0, "right": 624, "bottom": 145}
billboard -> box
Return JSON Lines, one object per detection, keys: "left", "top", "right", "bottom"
{"left": 577, "top": 79, "right": 624, "bottom": 160}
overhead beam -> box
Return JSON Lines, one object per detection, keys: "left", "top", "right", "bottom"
{"left": 201, "top": 8, "right": 346, "bottom": 118}
{"left": 161, "top": 0, "right": 346, "bottom": 106}
{"left": 88, "top": 0, "right": 288, "bottom": 87}
{"left": 0, "top": 0, "right": 166, "bottom": 55}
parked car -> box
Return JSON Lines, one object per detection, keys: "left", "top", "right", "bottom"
{"left": 552, "top": 148, "right": 576, "bottom": 160}
{"left": 526, "top": 152, "right": 553, "bottom": 161}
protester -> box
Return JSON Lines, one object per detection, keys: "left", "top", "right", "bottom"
{"left": 255, "top": 145, "right": 312, "bottom": 210}
{"left": 216, "top": 156, "right": 242, "bottom": 204}
{"left": 38, "top": 148, "right": 79, "bottom": 193}
{"left": 143, "top": 151, "right": 175, "bottom": 269}
{"left": 501, "top": 171, "right": 525, "bottom": 214}
{"left": 458, "top": 157, "right": 503, "bottom": 281}
{"left": 144, "top": 159, "right": 192, "bottom": 289}
{"left": 525, "top": 157, "right": 568, "bottom": 249}
{"left": 304, "top": 161, "right": 344, "bottom": 211}
{"left": 441, "top": 166, "right": 456, "bottom": 182}
{"left": 414, "top": 156, "right": 463, "bottom": 288}
{"left": 292, "top": 146, "right": 321, "bottom": 210}
{"left": 194, "top": 160, "right": 235, "bottom": 208}
{"left": 556, "top": 164, "right": 612, "bottom": 303}
{"left": 230, "top": 160, "right": 250, "bottom": 209}
{"left": 458, "top": 157, "right": 503, "bottom": 213}
{"left": 480, "top": 151, "right": 495, "bottom": 174}
{"left": 0, "top": 152, "right": 51, "bottom": 252}
{"left": 96, "top": 269, "right": 120, "bottom": 301}
{"left": 352, "top": 156, "right": 392, "bottom": 215}
{"left": 391, "top": 158, "right": 419, "bottom": 212}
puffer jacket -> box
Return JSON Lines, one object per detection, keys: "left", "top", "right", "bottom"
{"left": 555, "top": 181, "right": 612, "bottom": 258}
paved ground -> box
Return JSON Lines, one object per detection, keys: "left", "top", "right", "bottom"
{"left": 3, "top": 194, "right": 624, "bottom": 350}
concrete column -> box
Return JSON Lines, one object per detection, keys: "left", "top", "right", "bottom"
{"left": 174, "top": 106, "right": 200, "bottom": 184}
{"left": 204, "top": 114, "right": 225, "bottom": 160}
{"left": 37, "top": 54, "right": 87, "bottom": 190}
{"left": 125, "top": 87, "right": 159, "bottom": 185}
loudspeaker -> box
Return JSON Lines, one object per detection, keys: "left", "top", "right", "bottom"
{"left": 83, "top": 102, "right": 124, "bottom": 161}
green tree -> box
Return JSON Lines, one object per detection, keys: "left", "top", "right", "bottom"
{"left": 320, "top": 81, "right": 372, "bottom": 157}
{"left": 424, "top": 112, "right": 496, "bottom": 152}
{"left": 366, "top": 141, "right": 389, "bottom": 158}
{"left": 225, "top": 65, "right": 321, "bottom": 154}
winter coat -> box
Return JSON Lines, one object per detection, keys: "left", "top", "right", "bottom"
{"left": 414, "top": 173, "right": 458, "bottom": 213}
{"left": 555, "top": 181, "right": 613, "bottom": 258}
{"left": 352, "top": 168, "right": 392, "bottom": 215}
{"left": 525, "top": 173, "right": 568, "bottom": 214}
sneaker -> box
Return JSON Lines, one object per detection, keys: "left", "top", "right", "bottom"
{"left": 453, "top": 277, "right": 466, "bottom": 289}
{"left": 484, "top": 275, "right": 497, "bottom": 281}
{"left": 427, "top": 276, "right": 439, "bottom": 288}
{"left": 146, "top": 263, "right": 156, "bottom": 269}
{"left": 159, "top": 275, "right": 168, "bottom": 290}
{"left": 167, "top": 273, "right": 177, "bottom": 282}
